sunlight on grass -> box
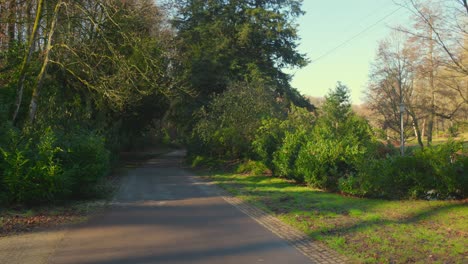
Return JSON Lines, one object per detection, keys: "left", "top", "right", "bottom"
{"left": 210, "top": 173, "right": 468, "bottom": 263}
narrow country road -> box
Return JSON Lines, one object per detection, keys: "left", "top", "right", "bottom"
{"left": 50, "top": 150, "right": 313, "bottom": 264}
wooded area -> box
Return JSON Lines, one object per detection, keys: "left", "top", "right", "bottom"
{"left": 0, "top": 0, "right": 313, "bottom": 205}
{"left": 0, "top": 0, "right": 466, "bottom": 206}
{"left": 366, "top": 0, "right": 468, "bottom": 147}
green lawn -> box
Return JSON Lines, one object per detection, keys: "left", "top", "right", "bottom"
{"left": 406, "top": 132, "right": 468, "bottom": 147}
{"left": 208, "top": 172, "right": 468, "bottom": 263}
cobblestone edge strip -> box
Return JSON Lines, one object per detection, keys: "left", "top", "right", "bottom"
{"left": 197, "top": 177, "right": 349, "bottom": 264}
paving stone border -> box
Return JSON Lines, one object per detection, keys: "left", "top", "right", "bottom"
{"left": 197, "top": 176, "right": 349, "bottom": 264}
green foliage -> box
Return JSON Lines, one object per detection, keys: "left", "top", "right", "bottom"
{"left": 252, "top": 118, "right": 284, "bottom": 170}
{"left": 296, "top": 137, "right": 367, "bottom": 190}
{"left": 0, "top": 124, "right": 111, "bottom": 205}
{"left": 272, "top": 130, "right": 309, "bottom": 181}
{"left": 254, "top": 105, "right": 314, "bottom": 177}
{"left": 60, "top": 130, "right": 110, "bottom": 199}
{"left": 253, "top": 104, "right": 314, "bottom": 168}
{"left": 0, "top": 127, "right": 65, "bottom": 205}
{"left": 174, "top": 0, "right": 312, "bottom": 109}
{"left": 448, "top": 123, "right": 460, "bottom": 137}
{"left": 236, "top": 160, "right": 269, "bottom": 175}
{"left": 343, "top": 141, "right": 467, "bottom": 199}
{"left": 190, "top": 80, "right": 281, "bottom": 159}
{"left": 190, "top": 155, "right": 220, "bottom": 169}
{"left": 292, "top": 84, "right": 375, "bottom": 190}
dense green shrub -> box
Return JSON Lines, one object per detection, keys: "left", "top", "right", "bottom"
{"left": 0, "top": 127, "right": 66, "bottom": 205}
{"left": 0, "top": 125, "right": 111, "bottom": 205}
{"left": 190, "top": 80, "right": 281, "bottom": 160}
{"left": 413, "top": 141, "right": 467, "bottom": 198}
{"left": 292, "top": 84, "right": 376, "bottom": 190}
{"left": 252, "top": 118, "right": 284, "bottom": 170}
{"left": 272, "top": 130, "right": 309, "bottom": 181}
{"left": 60, "top": 130, "right": 110, "bottom": 199}
{"left": 296, "top": 138, "right": 368, "bottom": 190}
{"left": 254, "top": 105, "right": 314, "bottom": 177}
{"left": 341, "top": 141, "right": 467, "bottom": 199}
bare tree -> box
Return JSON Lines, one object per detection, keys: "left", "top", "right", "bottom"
{"left": 366, "top": 33, "right": 424, "bottom": 150}
{"left": 398, "top": 0, "right": 468, "bottom": 75}
{"left": 398, "top": 1, "right": 468, "bottom": 143}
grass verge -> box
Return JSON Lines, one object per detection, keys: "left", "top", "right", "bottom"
{"left": 208, "top": 172, "right": 467, "bottom": 263}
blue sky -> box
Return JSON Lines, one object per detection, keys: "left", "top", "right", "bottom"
{"left": 289, "top": 0, "right": 411, "bottom": 104}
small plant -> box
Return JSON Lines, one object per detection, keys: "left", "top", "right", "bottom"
{"left": 236, "top": 160, "right": 269, "bottom": 175}
{"left": 448, "top": 124, "right": 460, "bottom": 138}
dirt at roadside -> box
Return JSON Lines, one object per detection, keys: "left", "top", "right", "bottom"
{"left": 1, "top": 209, "right": 82, "bottom": 237}
{"left": 0, "top": 200, "right": 107, "bottom": 264}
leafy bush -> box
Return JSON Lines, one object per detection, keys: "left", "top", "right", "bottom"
{"left": 190, "top": 80, "right": 281, "bottom": 159}
{"left": 343, "top": 141, "right": 467, "bottom": 199}
{"left": 254, "top": 105, "right": 314, "bottom": 177}
{"left": 60, "top": 130, "right": 110, "bottom": 199}
{"left": 0, "top": 125, "right": 111, "bottom": 205}
{"left": 272, "top": 130, "right": 309, "bottom": 182}
{"left": 413, "top": 141, "right": 467, "bottom": 198}
{"left": 296, "top": 130, "right": 375, "bottom": 191}
{"left": 293, "top": 84, "right": 376, "bottom": 190}
{"left": 252, "top": 118, "right": 284, "bottom": 170}
{"left": 447, "top": 123, "right": 460, "bottom": 137}
{"left": 236, "top": 160, "right": 269, "bottom": 175}
{"left": 0, "top": 127, "right": 66, "bottom": 205}
{"left": 190, "top": 155, "right": 220, "bottom": 168}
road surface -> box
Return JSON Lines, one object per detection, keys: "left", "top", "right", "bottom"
{"left": 49, "top": 150, "right": 313, "bottom": 264}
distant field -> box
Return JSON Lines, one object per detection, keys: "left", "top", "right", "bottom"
{"left": 403, "top": 131, "right": 468, "bottom": 148}
{"left": 209, "top": 173, "right": 468, "bottom": 263}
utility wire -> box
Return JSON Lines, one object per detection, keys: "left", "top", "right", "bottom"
{"left": 311, "top": 6, "right": 403, "bottom": 64}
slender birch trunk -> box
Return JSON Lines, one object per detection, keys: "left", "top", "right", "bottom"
{"left": 29, "top": 0, "right": 62, "bottom": 124}
{"left": 12, "top": 0, "right": 44, "bottom": 124}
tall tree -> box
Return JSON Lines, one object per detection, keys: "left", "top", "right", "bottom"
{"left": 11, "top": 0, "right": 44, "bottom": 124}
{"left": 366, "top": 33, "right": 422, "bottom": 150}
{"left": 172, "top": 0, "right": 311, "bottom": 108}
{"left": 399, "top": 0, "right": 468, "bottom": 144}
{"left": 399, "top": 0, "right": 468, "bottom": 76}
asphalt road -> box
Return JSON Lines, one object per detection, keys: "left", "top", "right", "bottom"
{"left": 50, "top": 150, "right": 312, "bottom": 264}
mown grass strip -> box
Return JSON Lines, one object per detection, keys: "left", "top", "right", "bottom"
{"left": 209, "top": 172, "right": 468, "bottom": 263}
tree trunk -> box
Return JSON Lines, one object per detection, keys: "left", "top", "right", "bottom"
{"left": 26, "top": 0, "right": 33, "bottom": 47}
{"left": 12, "top": 0, "right": 44, "bottom": 124}
{"left": 421, "top": 118, "right": 426, "bottom": 139}
{"left": 0, "top": 2, "right": 6, "bottom": 48}
{"left": 427, "top": 114, "right": 434, "bottom": 145}
{"left": 7, "top": 0, "right": 16, "bottom": 46}
{"left": 409, "top": 111, "right": 424, "bottom": 149}
{"left": 29, "top": 0, "right": 61, "bottom": 124}
{"left": 426, "top": 23, "right": 436, "bottom": 146}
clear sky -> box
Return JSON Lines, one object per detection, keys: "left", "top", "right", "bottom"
{"left": 289, "top": 0, "right": 411, "bottom": 104}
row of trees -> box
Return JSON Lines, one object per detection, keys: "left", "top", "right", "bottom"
{"left": 0, "top": 0, "right": 314, "bottom": 148}
{"left": 190, "top": 81, "right": 467, "bottom": 199}
{"left": 0, "top": 0, "right": 177, "bottom": 204}
{"left": 184, "top": 0, "right": 467, "bottom": 200}
{"left": 0, "top": 0, "right": 174, "bottom": 135}
{"left": 366, "top": 0, "right": 468, "bottom": 148}
{"left": 0, "top": 0, "right": 313, "bottom": 205}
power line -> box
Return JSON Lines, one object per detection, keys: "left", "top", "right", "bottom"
{"left": 311, "top": 6, "right": 403, "bottom": 64}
